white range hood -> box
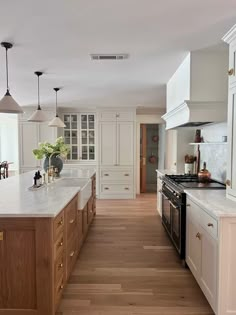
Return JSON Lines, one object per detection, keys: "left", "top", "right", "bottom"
{"left": 161, "top": 100, "right": 227, "bottom": 130}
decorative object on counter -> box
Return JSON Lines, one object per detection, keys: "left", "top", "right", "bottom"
{"left": 0, "top": 42, "right": 23, "bottom": 113}
{"left": 33, "top": 136, "right": 70, "bottom": 174}
{"left": 184, "top": 154, "right": 195, "bottom": 174}
{"left": 28, "top": 71, "right": 48, "bottom": 122}
{"left": 198, "top": 161, "right": 211, "bottom": 183}
{"left": 48, "top": 88, "right": 66, "bottom": 128}
{"left": 194, "top": 129, "right": 201, "bottom": 143}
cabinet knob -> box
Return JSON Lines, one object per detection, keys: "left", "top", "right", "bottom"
{"left": 228, "top": 68, "right": 234, "bottom": 76}
{"left": 104, "top": 174, "right": 109, "bottom": 176}
{"left": 196, "top": 232, "right": 201, "bottom": 240}
{"left": 69, "top": 219, "right": 75, "bottom": 224}
{"left": 0, "top": 231, "right": 3, "bottom": 241}
{"left": 125, "top": 187, "right": 129, "bottom": 190}
{"left": 207, "top": 223, "right": 213, "bottom": 227}
{"left": 70, "top": 251, "right": 75, "bottom": 257}
{"left": 59, "top": 241, "right": 63, "bottom": 246}
{"left": 104, "top": 187, "right": 109, "bottom": 190}
{"left": 58, "top": 263, "right": 63, "bottom": 269}
{"left": 226, "top": 179, "right": 231, "bottom": 186}
{"left": 59, "top": 284, "right": 64, "bottom": 290}
{"left": 58, "top": 219, "right": 63, "bottom": 226}
{"left": 124, "top": 174, "right": 129, "bottom": 176}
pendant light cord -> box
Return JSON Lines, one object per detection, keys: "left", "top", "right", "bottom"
{"left": 55, "top": 90, "right": 58, "bottom": 116}
{"left": 37, "top": 74, "right": 41, "bottom": 110}
{"left": 5, "top": 47, "right": 9, "bottom": 91}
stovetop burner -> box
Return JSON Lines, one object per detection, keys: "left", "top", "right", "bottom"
{"left": 163, "top": 174, "right": 226, "bottom": 190}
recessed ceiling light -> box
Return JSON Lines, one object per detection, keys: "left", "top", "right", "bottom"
{"left": 90, "top": 54, "right": 129, "bottom": 60}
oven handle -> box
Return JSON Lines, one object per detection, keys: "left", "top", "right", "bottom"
{"left": 169, "top": 201, "right": 179, "bottom": 210}
{"left": 164, "top": 185, "right": 175, "bottom": 195}
{"left": 160, "top": 190, "right": 169, "bottom": 200}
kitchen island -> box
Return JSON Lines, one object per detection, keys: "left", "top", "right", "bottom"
{"left": 0, "top": 169, "right": 96, "bottom": 315}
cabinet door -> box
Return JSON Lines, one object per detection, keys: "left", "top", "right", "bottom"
{"left": 19, "top": 123, "right": 40, "bottom": 168}
{"left": 99, "top": 112, "right": 117, "bottom": 121}
{"left": 165, "top": 129, "right": 177, "bottom": 171}
{"left": 117, "top": 122, "right": 134, "bottom": 166}
{"left": 186, "top": 211, "right": 201, "bottom": 278}
{"left": 229, "top": 40, "right": 236, "bottom": 89}
{"left": 199, "top": 225, "right": 217, "bottom": 311}
{"left": 116, "top": 111, "right": 134, "bottom": 121}
{"left": 99, "top": 122, "right": 117, "bottom": 165}
{"left": 227, "top": 87, "right": 236, "bottom": 198}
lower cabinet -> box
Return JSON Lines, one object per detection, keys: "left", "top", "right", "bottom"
{"left": 0, "top": 187, "right": 96, "bottom": 315}
{"left": 156, "top": 172, "right": 162, "bottom": 216}
{"left": 186, "top": 197, "right": 218, "bottom": 314}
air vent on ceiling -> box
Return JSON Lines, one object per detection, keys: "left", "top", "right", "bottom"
{"left": 90, "top": 54, "right": 129, "bottom": 60}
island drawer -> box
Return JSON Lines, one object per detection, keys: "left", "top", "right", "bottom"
{"left": 54, "top": 251, "right": 65, "bottom": 287}
{"left": 88, "top": 197, "right": 94, "bottom": 225}
{"left": 54, "top": 234, "right": 65, "bottom": 260}
{"left": 66, "top": 235, "right": 77, "bottom": 279}
{"left": 66, "top": 201, "right": 77, "bottom": 241}
{"left": 200, "top": 209, "right": 218, "bottom": 238}
{"left": 54, "top": 275, "right": 64, "bottom": 310}
{"left": 78, "top": 211, "right": 83, "bottom": 242}
{"left": 54, "top": 210, "right": 65, "bottom": 240}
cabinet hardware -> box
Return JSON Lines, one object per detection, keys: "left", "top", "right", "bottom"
{"left": 207, "top": 223, "right": 213, "bottom": 227}
{"left": 196, "top": 232, "right": 201, "bottom": 240}
{"left": 104, "top": 174, "right": 109, "bottom": 176}
{"left": 125, "top": 187, "right": 129, "bottom": 190}
{"left": 116, "top": 114, "right": 120, "bottom": 118}
{"left": 158, "top": 189, "right": 162, "bottom": 193}
{"left": 59, "top": 240, "right": 63, "bottom": 247}
{"left": 124, "top": 174, "right": 129, "bottom": 176}
{"left": 59, "top": 284, "right": 64, "bottom": 290}
{"left": 226, "top": 179, "right": 231, "bottom": 186}
{"left": 58, "top": 263, "right": 63, "bottom": 269}
{"left": 104, "top": 187, "right": 109, "bottom": 190}
{"left": 69, "top": 219, "right": 75, "bottom": 224}
{"left": 70, "top": 251, "right": 75, "bottom": 257}
{"left": 186, "top": 204, "right": 190, "bottom": 207}
{"left": 228, "top": 68, "right": 234, "bottom": 76}
{"left": 0, "top": 231, "right": 3, "bottom": 241}
{"left": 58, "top": 219, "right": 63, "bottom": 226}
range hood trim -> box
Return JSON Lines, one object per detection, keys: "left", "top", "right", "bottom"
{"left": 162, "top": 100, "right": 227, "bottom": 130}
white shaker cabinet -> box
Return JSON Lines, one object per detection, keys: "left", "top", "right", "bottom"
{"left": 98, "top": 110, "right": 136, "bottom": 199}
{"left": 186, "top": 197, "right": 217, "bottom": 312}
{"left": 223, "top": 24, "right": 236, "bottom": 200}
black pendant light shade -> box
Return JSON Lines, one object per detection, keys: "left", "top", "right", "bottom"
{"left": 0, "top": 42, "right": 23, "bottom": 114}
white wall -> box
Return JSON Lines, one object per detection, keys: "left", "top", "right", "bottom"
{"left": 166, "top": 53, "right": 190, "bottom": 111}
{"left": 0, "top": 114, "right": 19, "bottom": 171}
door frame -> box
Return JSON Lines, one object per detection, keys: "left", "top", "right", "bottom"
{"left": 136, "top": 115, "right": 165, "bottom": 195}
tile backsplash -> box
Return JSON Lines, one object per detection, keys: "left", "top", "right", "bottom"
{"left": 198, "top": 122, "right": 227, "bottom": 183}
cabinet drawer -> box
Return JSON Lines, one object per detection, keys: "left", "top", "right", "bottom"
{"left": 54, "top": 234, "right": 65, "bottom": 260}
{"left": 78, "top": 211, "right": 83, "bottom": 241}
{"left": 54, "top": 252, "right": 64, "bottom": 287}
{"left": 101, "top": 183, "right": 133, "bottom": 194}
{"left": 82, "top": 205, "right": 88, "bottom": 236}
{"left": 66, "top": 235, "right": 77, "bottom": 278}
{"left": 54, "top": 275, "right": 64, "bottom": 309}
{"left": 66, "top": 202, "right": 77, "bottom": 241}
{"left": 88, "top": 197, "right": 94, "bottom": 225}
{"left": 101, "top": 169, "right": 133, "bottom": 181}
{"left": 54, "top": 211, "right": 64, "bottom": 240}
{"left": 200, "top": 210, "right": 218, "bottom": 239}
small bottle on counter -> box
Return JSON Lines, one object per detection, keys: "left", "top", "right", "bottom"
{"left": 34, "top": 172, "right": 37, "bottom": 187}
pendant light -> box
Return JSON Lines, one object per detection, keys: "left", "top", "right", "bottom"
{"left": 0, "top": 42, "right": 23, "bottom": 113}
{"left": 48, "top": 88, "right": 65, "bottom": 127}
{"left": 28, "top": 71, "right": 48, "bottom": 122}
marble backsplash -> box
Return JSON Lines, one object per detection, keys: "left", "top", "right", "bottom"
{"left": 198, "top": 122, "right": 227, "bottom": 183}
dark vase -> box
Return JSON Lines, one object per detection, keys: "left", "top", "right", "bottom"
{"left": 43, "top": 155, "right": 63, "bottom": 174}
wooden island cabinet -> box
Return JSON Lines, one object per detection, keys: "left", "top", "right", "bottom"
{"left": 0, "top": 173, "right": 96, "bottom": 315}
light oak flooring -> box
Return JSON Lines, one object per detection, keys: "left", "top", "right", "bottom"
{"left": 57, "top": 194, "right": 214, "bottom": 315}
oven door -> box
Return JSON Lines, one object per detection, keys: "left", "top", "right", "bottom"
{"left": 161, "top": 191, "right": 171, "bottom": 235}
{"left": 170, "top": 200, "right": 181, "bottom": 254}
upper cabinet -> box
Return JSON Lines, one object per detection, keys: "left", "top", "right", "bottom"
{"left": 223, "top": 24, "right": 236, "bottom": 200}
{"left": 162, "top": 49, "right": 228, "bottom": 129}
{"left": 62, "top": 113, "right": 96, "bottom": 162}
{"left": 98, "top": 111, "right": 134, "bottom": 122}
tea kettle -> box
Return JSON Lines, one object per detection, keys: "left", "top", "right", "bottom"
{"left": 198, "top": 162, "right": 211, "bottom": 183}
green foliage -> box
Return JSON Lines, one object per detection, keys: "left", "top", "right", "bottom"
{"left": 33, "top": 137, "right": 70, "bottom": 160}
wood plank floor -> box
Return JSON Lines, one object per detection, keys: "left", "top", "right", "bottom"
{"left": 57, "top": 194, "right": 214, "bottom": 315}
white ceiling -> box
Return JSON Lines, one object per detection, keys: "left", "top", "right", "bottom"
{"left": 0, "top": 0, "right": 236, "bottom": 110}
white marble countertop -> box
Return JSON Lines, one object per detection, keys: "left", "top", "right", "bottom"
{"left": 156, "top": 169, "right": 177, "bottom": 177}
{"left": 61, "top": 168, "right": 96, "bottom": 179}
{"left": 0, "top": 169, "right": 95, "bottom": 218}
{"left": 185, "top": 189, "right": 236, "bottom": 218}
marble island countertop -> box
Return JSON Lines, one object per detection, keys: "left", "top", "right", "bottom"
{"left": 185, "top": 189, "right": 236, "bottom": 218}
{"left": 0, "top": 169, "right": 95, "bottom": 218}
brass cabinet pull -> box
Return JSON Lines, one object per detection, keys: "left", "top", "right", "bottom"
{"left": 104, "top": 187, "right": 109, "bottom": 190}
{"left": 207, "top": 223, "right": 213, "bottom": 227}
{"left": 124, "top": 174, "right": 129, "bottom": 176}
{"left": 58, "top": 219, "right": 63, "bottom": 226}
{"left": 104, "top": 174, "right": 109, "bottom": 176}
{"left": 59, "top": 284, "right": 64, "bottom": 290}
{"left": 226, "top": 179, "right": 231, "bottom": 186}
{"left": 228, "top": 68, "right": 234, "bottom": 76}
{"left": 69, "top": 219, "right": 75, "bottom": 224}
{"left": 125, "top": 187, "right": 129, "bottom": 190}
{"left": 0, "top": 231, "right": 3, "bottom": 241}
{"left": 58, "top": 263, "right": 63, "bottom": 269}
{"left": 70, "top": 251, "right": 75, "bottom": 257}
{"left": 196, "top": 232, "right": 201, "bottom": 240}
{"left": 58, "top": 240, "right": 63, "bottom": 247}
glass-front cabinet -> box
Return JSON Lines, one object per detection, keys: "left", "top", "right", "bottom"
{"left": 63, "top": 113, "right": 95, "bottom": 161}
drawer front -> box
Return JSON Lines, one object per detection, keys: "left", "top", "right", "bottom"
{"left": 101, "top": 183, "right": 133, "bottom": 194}
{"left": 82, "top": 206, "right": 88, "bottom": 235}
{"left": 54, "top": 275, "right": 64, "bottom": 309}
{"left": 54, "top": 252, "right": 64, "bottom": 286}
{"left": 200, "top": 210, "right": 218, "bottom": 238}
{"left": 54, "top": 234, "right": 65, "bottom": 260}
{"left": 66, "top": 235, "right": 77, "bottom": 278}
{"left": 54, "top": 211, "right": 64, "bottom": 240}
{"left": 78, "top": 211, "right": 83, "bottom": 241}
{"left": 101, "top": 169, "right": 133, "bottom": 181}
{"left": 66, "top": 203, "right": 77, "bottom": 241}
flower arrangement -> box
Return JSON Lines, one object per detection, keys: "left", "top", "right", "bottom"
{"left": 33, "top": 136, "right": 70, "bottom": 160}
